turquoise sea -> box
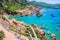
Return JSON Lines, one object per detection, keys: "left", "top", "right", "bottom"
{"left": 9, "top": 8, "right": 60, "bottom": 40}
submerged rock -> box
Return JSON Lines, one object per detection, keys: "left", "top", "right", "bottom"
{"left": 56, "top": 27, "right": 59, "bottom": 30}
{"left": 40, "top": 25, "right": 45, "bottom": 29}
{"left": 46, "top": 27, "right": 49, "bottom": 30}
{"left": 58, "top": 25, "right": 60, "bottom": 28}
{"left": 51, "top": 14, "right": 55, "bottom": 17}
{"left": 47, "top": 31, "right": 51, "bottom": 35}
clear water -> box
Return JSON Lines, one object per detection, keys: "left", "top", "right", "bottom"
{"left": 9, "top": 8, "right": 60, "bottom": 40}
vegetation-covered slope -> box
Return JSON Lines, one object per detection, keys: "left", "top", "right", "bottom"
{"left": 0, "top": 0, "right": 60, "bottom": 14}
{"left": 0, "top": 0, "right": 33, "bottom": 12}
{"left": 29, "top": 1, "right": 60, "bottom": 9}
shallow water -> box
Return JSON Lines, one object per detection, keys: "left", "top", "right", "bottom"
{"left": 9, "top": 8, "right": 60, "bottom": 40}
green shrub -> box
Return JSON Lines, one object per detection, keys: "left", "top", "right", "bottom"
{"left": 25, "top": 30, "right": 30, "bottom": 33}
{"left": 0, "top": 30, "right": 5, "bottom": 39}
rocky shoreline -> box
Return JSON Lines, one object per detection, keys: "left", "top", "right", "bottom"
{"left": 0, "top": 7, "right": 42, "bottom": 17}
{"left": 17, "top": 7, "right": 42, "bottom": 17}
{"left": 0, "top": 7, "right": 56, "bottom": 40}
{"left": 0, "top": 15, "right": 48, "bottom": 40}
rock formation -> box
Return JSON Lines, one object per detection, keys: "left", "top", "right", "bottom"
{"left": 51, "top": 33, "right": 56, "bottom": 40}
{"left": 36, "top": 11, "right": 42, "bottom": 17}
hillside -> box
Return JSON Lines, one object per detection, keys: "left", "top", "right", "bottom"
{"left": 29, "top": 1, "right": 60, "bottom": 9}
{"left": 0, "top": 0, "right": 60, "bottom": 11}
{"left": 0, "top": 0, "right": 60, "bottom": 13}
{"left": 0, "top": 0, "right": 33, "bottom": 13}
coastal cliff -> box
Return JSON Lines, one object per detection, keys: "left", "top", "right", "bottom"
{"left": 16, "top": 7, "right": 42, "bottom": 17}
{"left": 0, "top": 15, "right": 48, "bottom": 40}
{"left": 0, "top": 0, "right": 58, "bottom": 40}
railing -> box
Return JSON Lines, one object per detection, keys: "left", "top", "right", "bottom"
{"left": 29, "top": 25, "right": 39, "bottom": 40}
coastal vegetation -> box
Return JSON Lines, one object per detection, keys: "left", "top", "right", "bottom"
{"left": 0, "top": 0, "right": 59, "bottom": 14}
{"left": 0, "top": 30, "right": 5, "bottom": 40}
{"left": 0, "top": 0, "right": 58, "bottom": 40}
{"left": 0, "top": 15, "right": 48, "bottom": 40}
{"left": 29, "top": 1, "right": 60, "bottom": 9}
{"left": 0, "top": 1, "right": 52, "bottom": 39}
{"left": 0, "top": 0, "right": 33, "bottom": 13}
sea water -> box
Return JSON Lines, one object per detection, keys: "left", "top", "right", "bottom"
{"left": 9, "top": 8, "right": 60, "bottom": 40}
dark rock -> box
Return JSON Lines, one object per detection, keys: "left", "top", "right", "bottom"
{"left": 0, "top": 38, "right": 3, "bottom": 40}
{"left": 51, "top": 14, "right": 55, "bottom": 17}
{"left": 25, "top": 14, "right": 28, "bottom": 16}
{"left": 56, "top": 27, "right": 59, "bottom": 30}
{"left": 21, "top": 16, "right": 23, "bottom": 17}
{"left": 36, "top": 11, "right": 42, "bottom": 17}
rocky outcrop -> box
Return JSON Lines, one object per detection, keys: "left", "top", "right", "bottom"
{"left": 17, "top": 7, "right": 42, "bottom": 17}
{"left": 36, "top": 11, "right": 42, "bottom": 17}
{"left": 35, "top": 28, "right": 48, "bottom": 40}
{"left": 17, "top": 9, "right": 32, "bottom": 16}
{"left": 51, "top": 34, "right": 56, "bottom": 40}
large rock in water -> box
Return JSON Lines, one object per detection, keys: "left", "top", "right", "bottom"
{"left": 51, "top": 33, "right": 56, "bottom": 40}
{"left": 40, "top": 30, "right": 45, "bottom": 36}
{"left": 36, "top": 11, "right": 42, "bottom": 17}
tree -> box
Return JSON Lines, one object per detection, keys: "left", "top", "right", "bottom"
{"left": 0, "top": 30, "right": 5, "bottom": 40}
{"left": 19, "top": 0, "right": 27, "bottom": 6}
